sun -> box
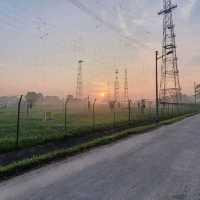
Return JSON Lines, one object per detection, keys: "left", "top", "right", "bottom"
{"left": 100, "top": 92, "right": 105, "bottom": 97}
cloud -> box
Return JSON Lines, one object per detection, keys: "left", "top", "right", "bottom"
{"left": 116, "top": 4, "right": 131, "bottom": 37}
{"left": 190, "top": 0, "right": 200, "bottom": 23}
{"left": 188, "top": 54, "right": 200, "bottom": 66}
{"left": 180, "top": 0, "right": 198, "bottom": 20}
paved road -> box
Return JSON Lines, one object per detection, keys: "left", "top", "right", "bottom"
{"left": 1, "top": 115, "right": 200, "bottom": 200}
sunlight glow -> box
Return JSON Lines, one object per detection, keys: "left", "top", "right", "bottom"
{"left": 100, "top": 92, "right": 105, "bottom": 97}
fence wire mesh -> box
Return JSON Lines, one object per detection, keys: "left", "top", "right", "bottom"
{"left": 0, "top": 97, "right": 199, "bottom": 152}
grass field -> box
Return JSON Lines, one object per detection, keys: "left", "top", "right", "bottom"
{"left": 0, "top": 102, "right": 198, "bottom": 153}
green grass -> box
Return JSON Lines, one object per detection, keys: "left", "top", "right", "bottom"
{"left": 0, "top": 103, "right": 199, "bottom": 153}
{"left": 0, "top": 113, "right": 195, "bottom": 181}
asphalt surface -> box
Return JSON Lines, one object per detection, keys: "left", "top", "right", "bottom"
{"left": 1, "top": 115, "right": 200, "bottom": 200}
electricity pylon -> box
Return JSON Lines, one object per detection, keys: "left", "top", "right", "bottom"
{"left": 158, "top": 0, "right": 181, "bottom": 103}
{"left": 76, "top": 60, "right": 83, "bottom": 99}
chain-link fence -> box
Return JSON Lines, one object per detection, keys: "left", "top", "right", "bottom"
{"left": 0, "top": 96, "right": 199, "bottom": 153}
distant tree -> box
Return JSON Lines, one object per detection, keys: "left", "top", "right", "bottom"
{"left": 25, "top": 92, "right": 42, "bottom": 108}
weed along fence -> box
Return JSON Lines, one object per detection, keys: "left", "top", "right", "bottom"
{"left": 0, "top": 96, "right": 199, "bottom": 153}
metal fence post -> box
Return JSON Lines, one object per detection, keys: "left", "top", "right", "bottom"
{"left": 171, "top": 103, "right": 173, "bottom": 117}
{"left": 132, "top": 102, "right": 135, "bottom": 124}
{"left": 16, "top": 95, "right": 23, "bottom": 149}
{"left": 64, "top": 98, "right": 70, "bottom": 133}
{"left": 92, "top": 99, "right": 97, "bottom": 130}
{"left": 113, "top": 101, "right": 116, "bottom": 128}
{"left": 128, "top": 100, "right": 131, "bottom": 124}
{"left": 167, "top": 103, "right": 170, "bottom": 118}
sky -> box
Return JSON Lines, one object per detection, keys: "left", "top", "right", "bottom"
{"left": 0, "top": 0, "right": 199, "bottom": 99}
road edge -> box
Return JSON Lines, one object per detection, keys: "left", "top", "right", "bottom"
{"left": 0, "top": 113, "right": 196, "bottom": 182}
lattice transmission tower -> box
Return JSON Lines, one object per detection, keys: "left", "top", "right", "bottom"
{"left": 158, "top": 0, "right": 181, "bottom": 103}
{"left": 114, "top": 69, "right": 120, "bottom": 103}
{"left": 107, "top": 82, "right": 111, "bottom": 102}
{"left": 76, "top": 60, "right": 83, "bottom": 99}
{"left": 123, "top": 68, "right": 129, "bottom": 104}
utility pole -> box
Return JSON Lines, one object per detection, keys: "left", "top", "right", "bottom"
{"left": 155, "top": 50, "right": 173, "bottom": 122}
{"left": 158, "top": 0, "right": 181, "bottom": 104}
{"left": 155, "top": 51, "right": 159, "bottom": 123}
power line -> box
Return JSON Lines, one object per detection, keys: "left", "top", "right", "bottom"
{"left": 67, "top": 0, "right": 147, "bottom": 48}
{"left": 0, "top": 6, "right": 53, "bottom": 40}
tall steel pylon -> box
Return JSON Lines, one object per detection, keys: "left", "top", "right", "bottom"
{"left": 158, "top": 0, "right": 181, "bottom": 103}
{"left": 107, "top": 82, "right": 111, "bottom": 102}
{"left": 114, "top": 69, "right": 120, "bottom": 103}
{"left": 76, "top": 60, "right": 83, "bottom": 99}
{"left": 123, "top": 68, "right": 129, "bottom": 104}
